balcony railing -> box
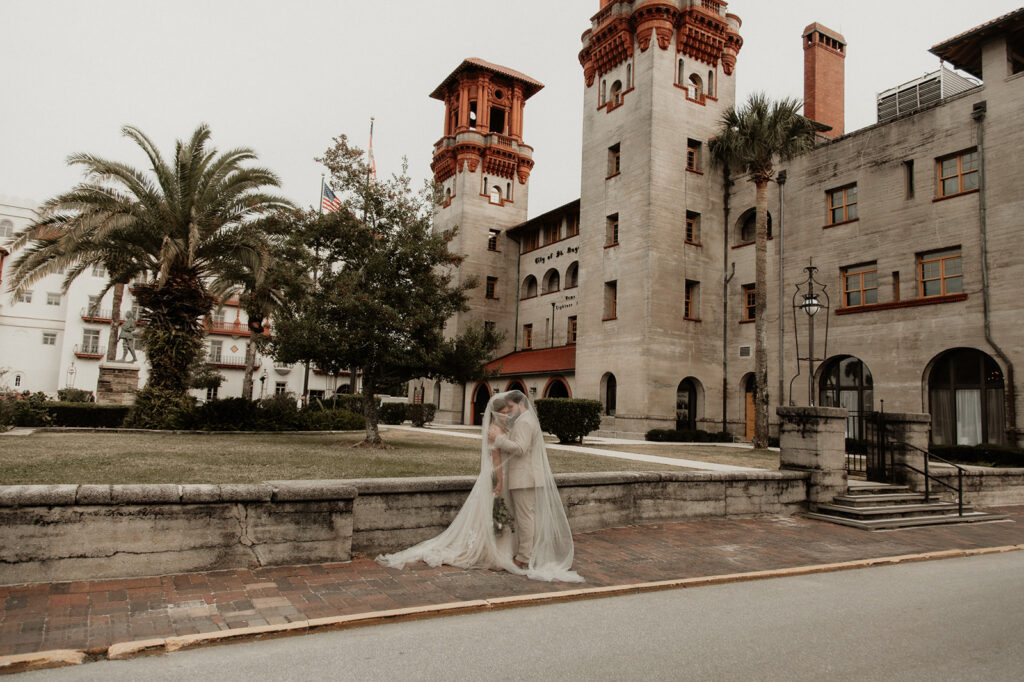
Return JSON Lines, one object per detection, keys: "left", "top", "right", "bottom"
{"left": 206, "top": 355, "right": 257, "bottom": 370}
{"left": 73, "top": 343, "right": 103, "bottom": 359}
{"left": 204, "top": 319, "right": 271, "bottom": 337}
{"left": 81, "top": 307, "right": 114, "bottom": 322}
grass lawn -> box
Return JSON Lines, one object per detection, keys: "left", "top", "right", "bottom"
{"left": 575, "top": 442, "right": 780, "bottom": 470}
{"left": 0, "top": 428, "right": 685, "bottom": 485}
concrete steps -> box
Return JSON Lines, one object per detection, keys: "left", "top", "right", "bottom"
{"left": 806, "top": 482, "right": 1008, "bottom": 531}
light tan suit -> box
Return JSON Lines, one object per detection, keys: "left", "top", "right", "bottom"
{"left": 493, "top": 408, "right": 543, "bottom": 564}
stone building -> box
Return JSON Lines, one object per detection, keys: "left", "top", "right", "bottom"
{"left": 417, "top": 0, "right": 1024, "bottom": 449}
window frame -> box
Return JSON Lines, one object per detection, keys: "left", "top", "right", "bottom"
{"left": 686, "top": 139, "right": 702, "bottom": 173}
{"left": 605, "top": 213, "right": 619, "bottom": 247}
{"left": 684, "top": 280, "right": 700, "bottom": 320}
{"left": 567, "top": 316, "right": 578, "bottom": 345}
{"left": 842, "top": 263, "right": 879, "bottom": 308}
{"left": 607, "top": 143, "right": 621, "bottom": 178}
{"left": 81, "top": 329, "right": 101, "bottom": 355}
{"left": 42, "top": 331, "right": 57, "bottom": 346}
{"left": 741, "top": 284, "right": 756, "bottom": 322}
{"left": 917, "top": 248, "right": 963, "bottom": 298}
{"left": 936, "top": 148, "right": 979, "bottom": 199}
{"left": 685, "top": 210, "right": 701, "bottom": 245}
{"left": 604, "top": 281, "right": 618, "bottom": 321}
{"left": 826, "top": 183, "right": 858, "bottom": 226}
{"left": 487, "top": 229, "right": 500, "bottom": 252}
{"left": 522, "top": 323, "right": 533, "bottom": 350}
{"left": 485, "top": 276, "right": 498, "bottom": 300}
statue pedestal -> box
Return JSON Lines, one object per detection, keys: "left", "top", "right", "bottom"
{"left": 96, "top": 363, "right": 140, "bottom": 406}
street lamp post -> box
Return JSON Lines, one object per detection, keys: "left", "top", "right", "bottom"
{"left": 790, "top": 261, "right": 830, "bottom": 406}
{"left": 259, "top": 370, "right": 267, "bottom": 399}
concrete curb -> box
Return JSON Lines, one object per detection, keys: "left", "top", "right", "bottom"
{"left": 2, "top": 544, "right": 1021, "bottom": 674}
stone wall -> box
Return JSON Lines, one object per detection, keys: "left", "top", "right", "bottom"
{"left": 0, "top": 471, "right": 808, "bottom": 586}
{"left": 918, "top": 466, "right": 1024, "bottom": 507}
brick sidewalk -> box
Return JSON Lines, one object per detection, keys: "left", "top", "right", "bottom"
{"left": 2, "top": 508, "right": 1022, "bottom": 657}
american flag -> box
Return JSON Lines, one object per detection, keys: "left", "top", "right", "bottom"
{"left": 321, "top": 184, "right": 342, "bottom": 213}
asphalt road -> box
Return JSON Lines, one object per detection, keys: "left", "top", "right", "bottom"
{"left": 25, "top": 551, "right": 1024, "bottom": 681}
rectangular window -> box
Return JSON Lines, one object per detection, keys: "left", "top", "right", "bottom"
{"left": 892, "top": 271, "right": 901, "bottom": 302}
{"left": 545, "top": 222, "right": 559, "bottom": 244}
{"left": 686, "top": 139, "right": 702, "bottom": 172}
{"left": 275, "top": 382, "right": 287, "bottom": 395}
{"left": 904, "top": 160, "right": 915, "bottom": 199}
{"left": 523, "top": 324, "right": 533, "bottom": 349}
{"left": 487, "top": 229, "right": 500, "bottom": 251}
{"left": 918, "top": 248, "right": 963, "bottom": 297}
{"left": 485, "top": 276, "right": 498, "bottom": 300}
{"left": 607, "top": 143, "right": 621, "bottom": 177}
{"left": 208, "top": 340, "right": 223, "bottom": 363}
{"left": 91, "top": 264, "right": 105, "bottom": 278}
{"left": 567, "top": 316, "right": 578, "bottom": 344}
{"left": 604, "top": 281, "right": 618, "bottom": 320}
{"left": 46, "top": 292, "right": 61, "bottom": 306}
{"left": 87, "top": 295, "right": 100, "bottom": 312}
{"left": 605, "top": 213, "right": 619, "bottom": 246}
{"left": 81, "top": 329, "right": 100, "bottom": 355}
{"left": 842, "top": 264, "right": 878, "bottom": 307}
{"left": 937, "top": 149, "right": 979, "bottom": 198}
{"left": 684, "top": 280, "right": 700, "bottom": 319}
{"left": 826, "top": 184, "right": 858, "bottom": 224}
{"left": 569, "top": 215, "right": 579, "bottom": 236}
{"left": 742, "top": 284, "right": 756, "bottom": 322}
{"left": 42, "top": 331, "right": 57, "bottom": 346}
{"left": 17, "top": 291, "right": 32, "bottom": 304}
{"left": 523, "top": 230, "right": 539, "bottom": 252}
{"left": 685, "top": 210, "right": 701, "bottom": 244}
{"left": 206, "top": 386, "right": 219, "bottom": 401}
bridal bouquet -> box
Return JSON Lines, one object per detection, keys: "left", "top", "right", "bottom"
{"left": 492, "top": 495, "right": 515, "bottom": 533}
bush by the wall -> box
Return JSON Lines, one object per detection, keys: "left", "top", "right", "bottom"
{"left": 535, "top": 398, "right": 603, "bottom": 444}
{"left": 12, "top": 393, "right": 54, "bottom": 427}
{"left": 124, "top": 387, "right": 194, "bottom": 429}
{"left": 57, "top": 388, "right": 93, "bottom": 403}
{"left": 255, "top": 393, "right": 304, "bottom": 430}
{"left": 378, "top": 402, "right": 407, "bottom": 425}
{"left": 928, "top": 443, "right": 1024, "bottom": 468}
{"left": 645, "top": 428, "right": 734, "bottom": 443}
{"left": 407, "top": 403, "right": 436, "bottom": 427}
{"left": 47, "top": 403, "right": 130, "bottom": 428}
{"left": 301, "top": 408, "right": 365, "bottom": 431}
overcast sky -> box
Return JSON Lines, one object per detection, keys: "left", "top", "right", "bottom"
{"left": 2, "top": 0, "right": 1019, "bottom": 218}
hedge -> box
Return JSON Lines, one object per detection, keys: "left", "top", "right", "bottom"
{"left": 378, "top": 402, "right": 407, "bottom": 425}
{"left": 46, "top": 403, "right": 130, "bottom": 428}
{"left": 645, "top": 428, "right": 733, "bottom": 443}
{"left": 407, "top": 403, "right": 436, "bottom": 427}
{"left": 928, "top": 443, "right": 1024, "bottom": 468}
{"left": 300, "top": 407, "right": 365, "bottom": 431}
{"left": 535, "top": 398, "right": 602, "bottom": 444}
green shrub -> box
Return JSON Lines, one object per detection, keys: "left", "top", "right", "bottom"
{"left": 301, "top": 408, "right": 365, "bottom": 431}
{"left": 256, "top": 393, "right": 303, "bottom": 430}
{"left": 47, "top": 403, "right": 130, "bottom": 428}
{"left": 124, "top": 387, "right": 194, "bottom": 429}
{"left": 378, "top": 402, "right": 407, "bottom": 425}
{"left": 645, "top": 428, "right": 733, "bottom": 443}
{"left": 180, "top": 398, "right": 262, "bottom": 431}
{"left": 57, "top": 388, "right": 93, "bottom": 403}
{"left": 928, "top": 443, "right": 1024, "bottom": 468}
{"left": 407, "top": 403, "right": 436, "bottom": 427}
{"left": 535, "top": 398, "right": 602, "bottom": 444}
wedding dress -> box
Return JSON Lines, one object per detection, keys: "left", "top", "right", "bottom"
{"left": 376, "top": 390, "right": 582, "bottom": 583}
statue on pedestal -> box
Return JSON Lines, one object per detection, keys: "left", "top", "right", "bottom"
{"left": 119, "top": 310, "right": 138, "bottom": 363}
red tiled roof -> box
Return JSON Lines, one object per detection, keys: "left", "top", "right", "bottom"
{"left": 485, "top": 345, "right": 576, "bottom": 376}
{"left": 430, "top": 58, "right": 544, "bottom": 100}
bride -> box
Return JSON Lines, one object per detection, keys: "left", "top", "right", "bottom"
{"left": 376, "top": 390, "right": 583, "bottom": 583}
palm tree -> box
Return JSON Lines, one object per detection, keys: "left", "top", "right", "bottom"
{"left": 710, "top": 93, "right": 817, "bottom": 448}
{"left": 6, "top": 124, "right": 292, "bottom": 401}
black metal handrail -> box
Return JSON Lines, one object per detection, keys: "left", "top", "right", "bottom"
{"left": 892, "top": 441, "right": 966, "bottom": 516}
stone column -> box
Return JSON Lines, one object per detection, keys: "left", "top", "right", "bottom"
{"left": 882, "top": 412, "right": 931, "bottom": 491}
{"left": 777, "top": 406, "right": 847, "bottom": 505}
{"left": 96, "top": 363, "right": 140, "bottom": 405}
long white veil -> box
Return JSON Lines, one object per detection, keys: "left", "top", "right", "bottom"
{"left": 376, "top": 390, "right": 582, "bottom": 583}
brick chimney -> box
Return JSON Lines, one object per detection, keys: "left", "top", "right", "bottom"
{"left": 803, "top": 23, "right": 846, "bottom": 138}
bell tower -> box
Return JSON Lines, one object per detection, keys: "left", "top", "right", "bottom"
{"left": 429, "top": 58, "right": 544, "bottom": 423}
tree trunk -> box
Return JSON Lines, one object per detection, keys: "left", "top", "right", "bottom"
{"left": 753, "top": 180, "right": 771, "bottom": 449}
{"left": 361, "top": 370, "right": 382, "bottom": 445}
{"left": 105, "top": 282, "right": 125, "bottom": 361}
{"left": 242, "top": 340, "right": 257, "bottom": 400}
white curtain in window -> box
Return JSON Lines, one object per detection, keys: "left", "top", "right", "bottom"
{"left": 955, "top": 389, "right": 982, "bottom": 445}
{"left": 840, "top": 390, "right": 858, "bottom": 439}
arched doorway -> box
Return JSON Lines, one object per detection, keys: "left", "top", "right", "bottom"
{"left": 471, "top": 383, "right": 491, "bottom": 426}
{"left": 743, "top": 374, "right": 756, "bottom": 441}
{"left": 433, "top": 381, "right": 441, "bottom": 407}
{"left": 818, "top": 356, "right": 873, "bottom": 440}
{"left": 544, "top": 376, "right": 571, "bottom": 398}
{"left": 601, "top": 373, "right": 617, "bottom": 416}
{"left": 928, "top": 348, "right": 1006, "bottom": 445}
{"left": 676, "top": 378, "right": 698, "bottom": 431}
{"left": 505, "top": 380, "right": 526, "bottom": 394}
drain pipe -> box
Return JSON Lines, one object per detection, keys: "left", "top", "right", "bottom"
{"left": 776, "top": 170, "right": 787, "bottom": 410}
{"left": 972, "top": 101, "right": 1018, "bottom": 445}
{"left": 722, "top": 166, "right": 734, "bottom": 434}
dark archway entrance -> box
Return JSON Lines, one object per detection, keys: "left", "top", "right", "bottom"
{"left": 676, "top": 379, "right": 697, "bottom": 431}
{"left": 506, "top": 380, "right": 526, "bottom": 394}
{"left": 471, "top": 383, "right": 491, "bottom": 426}
{"left": 818, "top": 355, "right": 873, "bottom": 440}
{"left": 544, "top": 377, "right": 570, "bottom": 398}
{"left": 929, "top": 348, "right": 1006, "bottom": 445}
{"left": 602, "top": 373, "right": 617, "bottom": 416}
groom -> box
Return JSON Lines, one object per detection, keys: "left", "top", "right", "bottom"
{"left": 489, "top": 391, "right": 542, "bottom": 569}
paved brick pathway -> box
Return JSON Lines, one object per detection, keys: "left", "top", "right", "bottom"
{"left": 2, "top": 508, "right": 1022, "bottom": 656}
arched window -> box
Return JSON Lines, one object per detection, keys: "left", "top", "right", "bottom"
{"left": 676, "top": 378, "right": 699, "bottom": 431}
{"left": 542, "top": 268, "right": 560, "bottom": 294}
{"left": 601, "top": 373, "right": 617, "bottom": 416}
{"left": 737, "top": 208, "right": 772, "bottom": 243}
{"left": 444, "top": 187, "right": 452, "bottom": 203}
{"left": 472, "top": 383, "right": 491, "bottom": 426}
{"left": 688, "top": 73, "right": 703, "bottom": 100}
{"left": 506, "top": 380, "right": 526, "bottom": 394}
{"left": 0, "top": 219, "right": 13, "bottom": 240}
{"left": 929, "top": 348, "right": 1006, "bottom": 445}
{"left": 565, "top": 262, "right": 579, "bottom": 289}
{"left": 544, "top": 377, "right": 571, "bottom": 399}
{"left": 818, "top": 356, "right": 873, "bottom": 440}
{"left": 521, "top": 275, "right": 538, "bottom": 299}
{"left": 610, "top": 80, "right": 623, "bottom": 105}
{"left": 489, "top": 186, "right": 502, "bottom": 205}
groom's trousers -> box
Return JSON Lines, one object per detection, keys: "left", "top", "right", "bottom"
{"left": 510, "top": 487, "right": 536, "bottom": 564}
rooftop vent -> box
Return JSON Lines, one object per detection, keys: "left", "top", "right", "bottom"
{"left": 877, "top": 67, "right": 979, "bottom": 123}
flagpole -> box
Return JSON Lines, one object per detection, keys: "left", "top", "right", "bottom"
{"left": 319, "top": 173, "right": 325, "bottom": 216}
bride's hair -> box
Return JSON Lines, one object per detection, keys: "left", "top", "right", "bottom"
{"left": 505, "top": 390, "right": 527, "bottom": 406}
